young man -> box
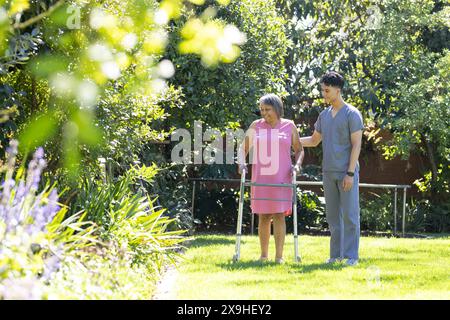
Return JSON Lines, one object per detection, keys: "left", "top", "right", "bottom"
{"left": 300, "top": 71, "right": 364, "bottom": 266}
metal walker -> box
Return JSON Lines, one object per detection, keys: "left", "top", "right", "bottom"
{"left": 232, "top": 167, "right": 301, "bottom": 263}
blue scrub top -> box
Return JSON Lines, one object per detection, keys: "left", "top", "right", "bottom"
{"left": 314, "top": 103, "right": 364, "bottom": 173}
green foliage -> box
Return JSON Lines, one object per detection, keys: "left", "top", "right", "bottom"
{"left": 407, "top": 199, "right": 450, "bottom": 233}
{"left": 194, "top": 185, "right": 249, "bottom": 232}
{"left": 46, "top": 243, "right": 159, "bottom": 299}
{"left": 0, "top": 83, "right": 21, "bottom": 151}
{"left": 278, "top": 0, "right": 449, "bottom": 147}
{"left": 414, "top": 165, "right": 449, "bottom": 198}
{"left": 360, "top": 192, "right": 394, "bottom": 232}
{"left": 0, "top": 141, "right": 97, "bottom": 299}
{"left": 92, "top": 73, "right": 185, "bottom": 177}
{"left": 0, "top": 140, "right": 188, "bottom": 299}
{"left": 167, "top": 0, "right": 289, "bottom": 131}
{"left": 69, "top": 172, "right": 188, "bottom": 267}
{"left": 287, "top": 189, "right": 326, "bottom": 232}
{"left": 144, "top": 163, "right": 197, "bottom": 232}
{"left": 0, "top": 25, "right": 42, "bottom": 73}
{"left": 360, "top": 190, "right": 450, "bottom": 233}
{"left": 380, "top": 50, "right": 449, "bottom": 171}
{"left": 0, "top": 0, "right": 246, "bottom": 177}
{"left": 195, "top": 163, "right": 237, "bottom": 179}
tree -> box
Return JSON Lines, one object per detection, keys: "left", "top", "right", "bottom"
{"left": 166, "top": 0, "right": 289, "bottom": 131}
{"left": 0, "top": 0, "right": 244, "bottom": 178}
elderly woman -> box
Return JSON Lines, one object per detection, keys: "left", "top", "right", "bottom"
{"left": 239, "top": 94, "right": 304, "bottom": 263}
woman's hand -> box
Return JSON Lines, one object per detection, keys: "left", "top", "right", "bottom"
{"left": 291, "top": 164, "right": 302, "bottom": 176}
{"left": 238, "top": 164, "right": 247, "bottom": 175}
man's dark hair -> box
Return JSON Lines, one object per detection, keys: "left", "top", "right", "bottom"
{"left": 320, "top": 71, "right": 345, "bottom": 89}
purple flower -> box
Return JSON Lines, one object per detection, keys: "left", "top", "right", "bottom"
{"left": 45, "top": 189, "right": 60, "bottom": 219}
{"left": 4, "top": 140, "right": 18, "bottom": 174}
{"left": 0, "top": 278, "right": 44, "bottom": 300}
{"left": 9, "top": 139, "right": 19, "bottom": 150}
{"left": 0, "top": 179, "right": 15, "bottom": 205}
{"left": 42, "top": 246, "right": 63, "bottom": 281}
{"left": 0, "top": 141, "right": 66, "bottom": 288}
{"left": 25, "top": 148, "right": 47, "bottom": 192}
{"left": 5, "top": 140, "right": 18, "bottom": 158}
{"left": 13, "top": 181, "right": 26, "bottom": 205}
{"left": 1, "top": 143, "right": 58, "bottom": 236}
{"left": 34, "top": 147, "right": 44, "bottom": 160}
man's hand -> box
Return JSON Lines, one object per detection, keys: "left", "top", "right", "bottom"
{"left": 342, "top": 175, "right": 354, "bottom": 192}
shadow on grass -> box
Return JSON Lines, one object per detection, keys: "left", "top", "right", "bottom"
{"left": 360, "top": 257, "right": 408, "bottom": 263}
{"left": 423, "top": 233, "right": 450, "bottom": 239}
{"left": 214, "top": 256, "right": 415, "bottom": 273}
{"left": 290, "top": 262, "right": 348, "bottom": 273}
{"left": 185, "top": 235, "right": 236, "bottom": 248}
{"left": 216, "top": 260, "right": 347, "bottom": 273}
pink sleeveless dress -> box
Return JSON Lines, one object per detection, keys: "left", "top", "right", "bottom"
{"left": 250, "top": 118, "right": 295, "bottom": 215}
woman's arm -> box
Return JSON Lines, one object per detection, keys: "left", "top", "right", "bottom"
{"left": 237, "top": 121, "right": 257, "bottom": 172}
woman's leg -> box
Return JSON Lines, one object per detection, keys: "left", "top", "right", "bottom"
{"left": 272, "top": 213, "right": 286, "bottom": 260}
{"left": 258, "top": 214, "right": 273, "bottom": 259}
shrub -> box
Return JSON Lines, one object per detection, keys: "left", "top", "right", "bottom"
{"left": 287, "top": 189, "right": 326, "bottom": 233}
{"left": 0, "top": 140, "right": 96, "bottom": 299}
{"left": 69, "top": 167, "right": 188, "bottom": 269}
{"left": 167, "top": 0, "right": 289, "bottom": 130}
{"left": 194, "top": 186, "right": 251, "bottom": 232}
{"left": 407, "top": 199, "right": 450, "bottom": 233}
{"left": 360, "top": 192, "right": 394, "bottom": 232}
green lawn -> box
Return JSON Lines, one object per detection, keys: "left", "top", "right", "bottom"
{"left": 172, "top": 234, "right": 450, "bottom": 299}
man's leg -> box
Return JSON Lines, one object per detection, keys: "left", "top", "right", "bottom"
{"left": 323, "top": 172, "right": 343, "bottom": 259}
{"left": 339, "top": 171, "right": 360, "bottom": 260}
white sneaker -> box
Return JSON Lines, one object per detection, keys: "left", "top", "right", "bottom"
{"left": 346, "top": 259, "right": 358, "bottom": 266}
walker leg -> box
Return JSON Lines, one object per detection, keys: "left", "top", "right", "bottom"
{"left": 292, "top": 173, "right": 301, "bottom": 263}
{"left": 233, "top": 168, "right": 246, "bottom": 262}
